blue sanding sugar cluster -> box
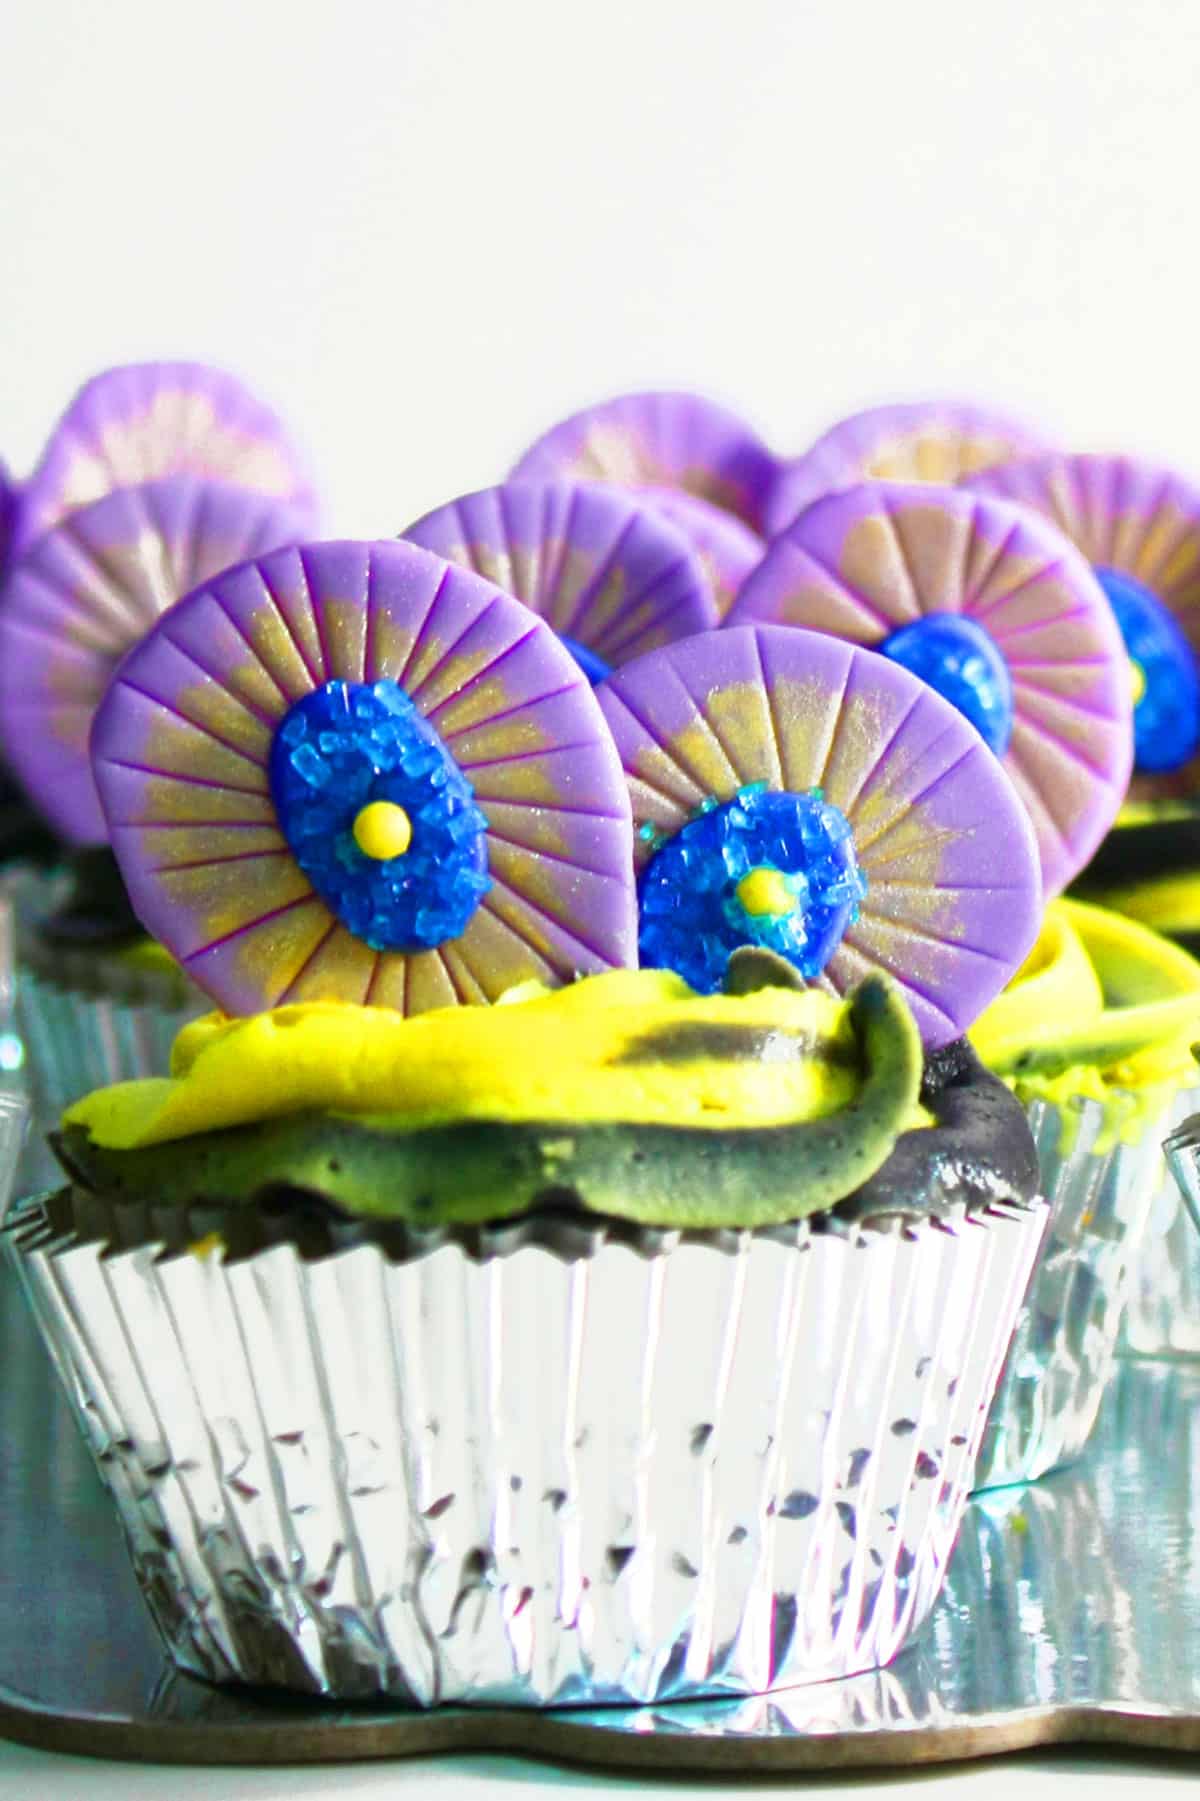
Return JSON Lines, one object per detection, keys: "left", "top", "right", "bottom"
{"left": 268, "top": 679, "right": 490, "bottom": 952}
{"left": 1096, "top": 567, "right": 1200, "bottom": 773}
{"left": 880, "top": 611, "right": 1014, "bottom": 757}
{"left": 637, "top": 783, "right": 868, "bottom": 994}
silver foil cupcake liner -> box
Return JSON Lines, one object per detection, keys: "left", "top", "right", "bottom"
{"left": 0, "top": 1087, "right": 29, "bottom": 1221}
{"left": 1120, "top": 1081, "right": 1200, "bottom": 1357}
{"left": 973, "top": 1092, "right": 1164, "bottom": 1492}
{"left": 12, "top": 966, "right": 205, "bottom": 1198}
{"left": 4, "top": 1189, "right": 1046, "bottom": 1708}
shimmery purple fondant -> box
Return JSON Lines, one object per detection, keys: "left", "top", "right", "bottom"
{"left": 764, "top": 400, "right": 1046, "bottom": 535}
{"left": 729, "top": 481, "right": 1133, "bottom": 899}
{"left": 964, "top": 452, "right": 1200, "bottom": 801}
{"left": 0, "top": 462, "right": 16, "bottom": 578}
{"left": 510, "top": 391, "right": 779, "bottom": 532}
{"left": 89, "top": 539, "right": 638, "bottom": 1016}
{"left": 598, "top": 624, "right": 1043, "bottom": 1049}
{"left": 0, "top": 477, "right": 311, "bottom": 846}
{"left": 635, "top": 486, "right": 764, "bottom": 617}
{"left": 13, "top": 361, "right": 318, "bottom": 557}
{"left": 401, "top": 481, "right": 719, "bottom": 665}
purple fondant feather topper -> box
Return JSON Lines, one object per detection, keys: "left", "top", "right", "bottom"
{"left": 0, "top": 477, "right": 311, "bottom": 845}
{"left": 764, "top": 400, "right": 1046, "bottom": 535}
{"left": 13, "top": 360, "right": 318, "bottom": 558}
{"left": 89, "top": 539, "right": 638, "bottom": 1016}
{"left": 730, "top": 481, "right": 1133, "bottom": 898}
{"left": 511, "top": 390, "right": 779, "bottom": 533}
{"left": 598, "top": 624, "right": 1043, "bottom": 1049}
{"left": 401, "top": 481, "right": 720, "bottom": 675}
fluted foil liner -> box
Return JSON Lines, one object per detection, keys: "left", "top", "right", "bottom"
{"left": 973, "top": 1092, "right": 1163, "bottom": 1492}
{"left": 12, "top": 967, "right": 204, "bottom": 1197}
{"left": 4, "top": 1191, "right": 1046, "bottom": 1707}
{"left": 1120, "top": 1082, "right": 1200, "bottom": 1356}
{"left": 0, "top": 1087, "right": 29, "bottom": 1221}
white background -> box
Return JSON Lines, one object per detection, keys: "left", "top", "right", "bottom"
{"left": 4, "top": 0, "right": 1200, "bottom": 533}
{"left": 3, "top": 0, "right": 1200, "bottom": 1794}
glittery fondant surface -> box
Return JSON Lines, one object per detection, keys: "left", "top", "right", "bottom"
{"left": 764, "top": 400, "right": 1046, "bottom": 535}
{"left": 634, "top": 487, "right": 764, "bottom": 617}
{"left": 13, "top": 361, "right": 318, "bottom": 557}
{"left": 402, "top": 481, "right": 718, "bottom": 668}
{"left": 729, "top": 481, "right": 1133, "bottom": 898}
{"left": 509, "top": 391, "right": 779, "bottom": 531}
{"left": 0, "top": 460, "right": 17, "bottom": 578}
{"left": 89, "top": 539, "right": 639, "bottom": 1016}
{"left": 598, "top": 624, "right": 1043, "bottom": 1048}
{"left": 0, "top": 477, "right": 311, "bottom": 845}
{"left": 964, "top": 453, "right": 1200, "bottom": 800}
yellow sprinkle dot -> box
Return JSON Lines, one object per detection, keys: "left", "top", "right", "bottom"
{"left": 353, "top": 800, "right": 413, "bottom": 861}
{"left": 1129, "top": 659, "right": 1147, "bottom": 707}
{"left": 736, "top": 867, "right": 796, "bottom": 918}
{"left": 188, "top": 1232, "right": 224, "bottom": 1262}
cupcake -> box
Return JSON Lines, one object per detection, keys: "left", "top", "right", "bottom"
{"left": 722, "top": 480, "right": 1182, "bottom": 1486}
{"left": 6, "top": 543, "right": 1049, "bottom": 1707}
{"left": 0, "top": 472, "right": 313, "bottom": 1192}
{"left": 968, "top": 898, "right": 1200, "bottom": 1484}
{"left": 956, "top": 453, "right": 1200, "bottom": 1359}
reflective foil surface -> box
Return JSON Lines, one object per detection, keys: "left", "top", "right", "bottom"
{"left": 1123, "top": 1081, "right": 1200, "bottom": 1355}
{"left": 974, "top": 1092, "right": 1162, "bottom": 1490}
{"left": 3, "top": 1235, "right": 1200, "bottom": 1770}
{"left": 4, "top": 1194, "right": 1045, "bottom": 1707}
{"left": 12, "top": 967, "right": 204, "bottom": 1196}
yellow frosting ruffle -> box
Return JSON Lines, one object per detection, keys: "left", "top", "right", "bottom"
{"left": 65, "top": 967, "right": 874, "bottom": 1152}
{"left": 970, "top": 898, "right": 1200, "bottom": 1148}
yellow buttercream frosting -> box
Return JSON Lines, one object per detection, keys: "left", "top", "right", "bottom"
{"left": 115, "top": 936, "right": 184, "bottom": 978}
{"left": 971, "top": 898, "right": 1200, "bottom": 1147}
{"left": 65, "top": 968, "right": 875, "bottom": 1152}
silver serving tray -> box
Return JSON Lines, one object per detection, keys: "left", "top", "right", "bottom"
{"left": 1, "top": 1252, "right": 1198, "bottom": 1775}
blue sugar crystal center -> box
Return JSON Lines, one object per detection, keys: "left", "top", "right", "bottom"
{"left": 269, "top": 679, "right": 490, "bottom": 953}
{"left": 880, "top": 612, "right": 1014, "bottom": 756}
{"left": 637, "top": 784, "right": 867, "bottom": 993}
{"left": 1096, "top": 568, "right": 1200, "bottom": 774}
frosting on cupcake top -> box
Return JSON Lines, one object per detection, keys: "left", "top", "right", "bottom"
{"left": 971, "top": 898, "right": 1200, "bottom": 1144}
{"left": 64, "top": 966, "right": 892, "bottom": 1146}
{"left": 58, "top": 955, "right": 1038, "bottom": 1231}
